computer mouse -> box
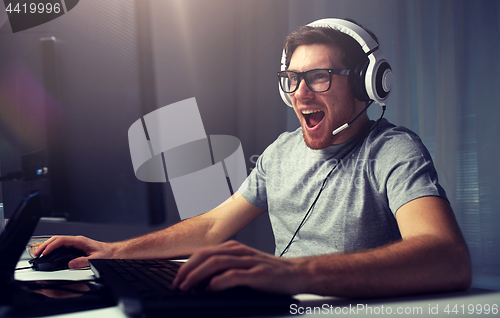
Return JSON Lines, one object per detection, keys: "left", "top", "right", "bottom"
{"left": 29, "top": 247, "right": 87, "bottom": 271}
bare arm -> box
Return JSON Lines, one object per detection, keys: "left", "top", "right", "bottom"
{"left": 112, "top": 191, "right": 265, "bottom": 259}
{"left": 35, "top": 191, "right": 266, "bottom": 268}
{"left": 174, "top": 196, "right": 471, "bottom": 297}
{"left": 294, "top": 196, "right": 471, "bottom": 296}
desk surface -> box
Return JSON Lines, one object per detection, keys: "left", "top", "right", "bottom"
{"left": 14, "top": 258, "right": 500, "bottom": 318}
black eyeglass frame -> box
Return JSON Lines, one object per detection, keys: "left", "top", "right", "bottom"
{"left": 277, "top": 68, "right": 350, "bottom": 94}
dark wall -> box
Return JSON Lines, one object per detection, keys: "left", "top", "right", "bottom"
{"left": 0, "top": 0, "right": 289, "bottom": 252}
{"left": 0, "top": 0, "right": 152, "bottom": 225}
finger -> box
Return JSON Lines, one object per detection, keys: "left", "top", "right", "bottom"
{"left": 178, "top": 255, "right": 259, "bottom": 291}
{"left": 178, "top": 241, "right": 255, "bottom": 279}
{"left": 209, "top": 265, "right": 293, "bottom": 294}
{"left": 34, "top": 236, "right": 65, "bottom": 256}
{"left": 33, "top": 235, "right": 57, "bottom": 256}
{"left": 173, "top": 242, "right": 254, "bottom": 288}
{"left": 36, "top": 236, "right": 89, "bottom": 256}
{"left": 40, "top": 236, "right": 79, "bottom": 255}
{"left": 208, "top": 268, "right": 258, "bottom": 291}
{"left": 68, "top": 256, "right": 90, "bottom": 269}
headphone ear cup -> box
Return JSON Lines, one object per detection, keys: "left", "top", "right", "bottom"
{"left": 349, "top": 60, "right": 370, "bottom": 102}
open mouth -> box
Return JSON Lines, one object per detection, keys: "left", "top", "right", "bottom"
{"left": 302, "top": 110, "right": 325, "bottom": 129}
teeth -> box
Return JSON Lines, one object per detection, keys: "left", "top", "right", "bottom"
{"left": 302, "top": 109, "right": 321, "bottom": 115}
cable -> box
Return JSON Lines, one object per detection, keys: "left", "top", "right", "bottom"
{"left": 279, "top": 104, "right": 386, "bottom": 257}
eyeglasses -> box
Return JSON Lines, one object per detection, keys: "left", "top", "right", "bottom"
{"left": 277, "top": 68, "right": 350, "bottom": 94}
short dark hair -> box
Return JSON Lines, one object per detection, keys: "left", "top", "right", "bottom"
{"left": 283, "top": 19, "right": 378, "bottom": 71}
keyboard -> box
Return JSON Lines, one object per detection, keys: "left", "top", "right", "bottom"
{"left": 105, "top": 259, "right": 181, "bottom": 297}
{"left": 90, "top": 258, "right": 296, "bottom": 316}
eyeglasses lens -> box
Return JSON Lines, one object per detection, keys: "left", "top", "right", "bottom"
{"left": 280, "top": 69, "right": 331, "bottom": 93}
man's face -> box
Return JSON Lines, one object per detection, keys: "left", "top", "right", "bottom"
{"left": 288, "top": 44, "right": 359, "bottom": 149}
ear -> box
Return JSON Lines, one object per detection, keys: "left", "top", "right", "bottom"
{"left": 348, "top": 60, "right": 371, "bottom": 102}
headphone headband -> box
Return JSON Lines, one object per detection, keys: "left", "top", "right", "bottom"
{"left": 279, "top": 18, "right": 393, "bottom": 107}
{"left": 308, "top": 18, "right": 378, "bottom": 54}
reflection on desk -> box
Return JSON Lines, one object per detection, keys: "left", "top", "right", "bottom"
{"left": 10, "top": 260, "right": 115, "bottom": 318}
{"left": 30, "top": 306, "right": 126, "bottom": 318}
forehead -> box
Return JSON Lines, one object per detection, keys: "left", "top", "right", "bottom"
{"left": 288, "top": 44, "right": 344, "bottom": 71}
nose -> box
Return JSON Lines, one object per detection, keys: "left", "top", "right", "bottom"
{"left": 292, "top": 77, "right": 314, "bottom": 102}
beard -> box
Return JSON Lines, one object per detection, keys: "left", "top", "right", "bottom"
{"left": 300, "top": 103, "right": 355, "bottom": 150}
{"left": 294, "top": 89, "right": 358, "bottom": 149}
{"left": 301, "top": 125, "right": 335, "bottom": 149}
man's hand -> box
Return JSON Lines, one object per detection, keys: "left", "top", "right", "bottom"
{"left": 33, "top": 235, "right": 115, "bottom": 268}
{"left": 172, "top": 240, "right": 304, "bottom": 294}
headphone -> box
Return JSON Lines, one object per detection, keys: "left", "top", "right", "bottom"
{"left": 279, "top": 18, "right": 393, "bottom": 107}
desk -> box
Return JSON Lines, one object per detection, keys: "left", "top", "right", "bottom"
{"left": 14, "top": 256, "right": 500, "bottom": 318}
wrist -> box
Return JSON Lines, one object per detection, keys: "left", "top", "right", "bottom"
{"left": 291, "top": 254, "right": 345, "bottom": 295}
{"left": 108, "top": 241, "right": 124, "bottom": 259}
{"left": 289, "top": 257, "right": 317, "bottom": 294}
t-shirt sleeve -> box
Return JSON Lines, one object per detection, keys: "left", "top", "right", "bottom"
{"left": 238, "top": 145, "right": 270, "bottom": 211}
{"left": 374, "top": 130, "right": 448, "bottom": 214}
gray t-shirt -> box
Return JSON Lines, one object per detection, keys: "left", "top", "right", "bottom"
{"left": 239, "top": 119, "right": 447, "bottom": 258}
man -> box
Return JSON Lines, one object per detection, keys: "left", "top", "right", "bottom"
{"left": 36, "top": 20, "right": 471, "bottom": 297}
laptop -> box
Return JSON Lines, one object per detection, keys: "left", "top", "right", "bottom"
{"left": 0, "top": 192, "right": 42, "bottom": 289}
{"left": 90, "top": 257, "right": 296, "bottom": 317}
{"left": 0, "top": 192, "right": 114, "bottom": 317}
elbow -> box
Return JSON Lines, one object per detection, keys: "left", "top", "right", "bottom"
{"left": 447, "top": 241, "right": 472, "bottom": 291}
{"left": 457, "top": 249, "right": 472, "bottom": 291}
{"left": 459, "top": 271, "right": 473, "bottom": 291}
{"left": 423, "top": 236, "right": 472, "bottom": 293}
